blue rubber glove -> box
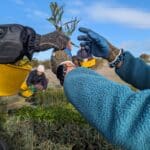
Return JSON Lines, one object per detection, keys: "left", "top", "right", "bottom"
{"left": 78, "top": 27, "right": 110, "bottom": 59}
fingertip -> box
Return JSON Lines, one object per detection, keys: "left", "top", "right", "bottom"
{"left": 77, "top": 35, "right": 82, "bottom": 40}
{"left": 77, "top": 35, "right": 90, "bottom": 41}
{"left": 80, "top": 42, "right": 86, "bottom": 46}
{"left": 79, "top": 27, "right": 90, "bottom": 33}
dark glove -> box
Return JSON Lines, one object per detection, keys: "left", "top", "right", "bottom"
{"left": 27, "top": 30, "right": 70, "bottom": 60}
{"left": 34, "top": 31, "right": 70, "bottom": 52}
{"left": 0, "top": 24, "right": 26, "bottom": 63}
{"left": 0, "top": 24, "right": 70, "bottom": 64}
{"left": 78, "top": 27, "right": 110, "bottom": 59}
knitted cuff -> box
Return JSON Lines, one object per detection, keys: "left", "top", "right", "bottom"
{"left": 109, "top": 49, "right": 124, "bottom": 68}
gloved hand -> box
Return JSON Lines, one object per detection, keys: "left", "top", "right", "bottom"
{"left": 78, "top": 27, "right": 119, "bottom": 61}
{"left": 29, "top": 85, "right": 36, "bottom": 93}
{"left": 0, "top": 24, "right": 70, "bottom": 64}
{"left": 34, "top": 31, "right": 70, "bottom": 52}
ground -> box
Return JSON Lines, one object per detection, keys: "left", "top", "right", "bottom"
{"left": 2, "top": 61, "right": 128, "bottom": 110}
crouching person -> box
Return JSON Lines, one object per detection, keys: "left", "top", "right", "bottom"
{"left": 27, "top": 65, "right": 48, "bottom": 92}
{"left": 23, "top": 65, "right": 48, "bottom": 103}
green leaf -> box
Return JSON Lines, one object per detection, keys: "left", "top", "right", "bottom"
{"left": 48, "top": 2, "right": 80, "bottom": 35}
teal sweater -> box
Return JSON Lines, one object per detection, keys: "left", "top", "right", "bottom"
{"left": 64, "top": 52, "right": 150, "bottom": 150}
{"left": 116, "top": 52, "right": 150, "bottom": 90}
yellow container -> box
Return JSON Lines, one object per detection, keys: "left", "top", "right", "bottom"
{"left": 20, "top": 89, "right": 33, "bottom": 98}
{"left": 0, "top": 64, "right": 32, "bottom": 96}
{"left": 20, "top": 81, "right": 28, "bottom": 90}
{"left": 80, "top": 58, "right": 96, "bottom": 68}
{"left": 20, "top": 82, "right": 33, "bottom": 98}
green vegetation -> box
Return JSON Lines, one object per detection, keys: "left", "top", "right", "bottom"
{"left": 30, "top": 59, "right": 51, "bottom": 69}
{"left": 47, "top": 2, "right": 80, "bottom": 36}
{"left": 0, "top": 88, "right": 121, "bottom": 150}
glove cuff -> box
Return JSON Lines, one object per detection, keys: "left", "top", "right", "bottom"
{"left": 107, "top": 43, "right": 120, "bottom": 62}
{"left": 109, "top": 49, "right": 124, "bottom": 68}
{"left": 34, "top": 31, "right": 70, "bottom": 52}
{"left": 23, "top": 26, "right": 36, "bottom": 60}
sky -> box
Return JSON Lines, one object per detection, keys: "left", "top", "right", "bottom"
{"left": 0, "top": 0, "right": 150, "bottom": 60}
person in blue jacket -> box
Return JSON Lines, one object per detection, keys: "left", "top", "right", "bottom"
{"left": 56, "top": 27, "right": 150, "bottom": 150}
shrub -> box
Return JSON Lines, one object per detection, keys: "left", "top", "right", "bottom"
{"left": 33, "top": 88, "right": 67, "bottom": 106}
{"left": 1, "top": 88, "right": 121, "bottom": 150}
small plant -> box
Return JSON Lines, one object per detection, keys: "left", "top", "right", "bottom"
{"left": 47, "top": 2, "right": 80, "bottom": 36}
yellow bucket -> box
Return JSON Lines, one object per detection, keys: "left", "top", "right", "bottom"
{"left": 0, "top": 64, "right": 32, "bottom": 96}
{"left": 80, "top": 58, "right": 96, "bottom": 68}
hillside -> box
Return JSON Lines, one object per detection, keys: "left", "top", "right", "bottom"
{"left": 5, "top": 62, "right": 128, "bottom": 110}
{"left": 45, "top": 61, "right": 127, "bottom": 87}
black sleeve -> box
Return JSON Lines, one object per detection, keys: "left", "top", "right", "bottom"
{"left": 26, "top": 70, "right": 35, "bottom": 86}
{"left": 42, "top": 75, "right": 48, "bottom": 89}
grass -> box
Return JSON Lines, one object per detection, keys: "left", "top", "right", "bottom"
{"left": 0, "top": 88, "right": 122, "bottom": 150}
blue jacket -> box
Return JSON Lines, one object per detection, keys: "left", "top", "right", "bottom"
{"left": 116, "top": 52, "right": 150, "bottom": 90}
{"left": 64, "top": 52, "right": 150, "bottom": 150}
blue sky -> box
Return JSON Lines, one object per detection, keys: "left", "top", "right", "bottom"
{"left": 1, "top": 0, "right": 150, "bottom": 60}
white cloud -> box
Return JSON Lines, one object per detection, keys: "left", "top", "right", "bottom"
{"left": 67, "top": 9, "right": 80, "bottom": 15}
{"left": 120, "top": 40, "right": 150, "bottom": 56}
{"left": 25, "top": 8, "right": 49, "bottom": 19}
{"left": 72, "top": 0, "right": 83, "bottom": 6}
{"left": 85, "top": 3, "right": 150, "bottom": 29}
{"left": 13, "top": 0, "right": 24, "bottom": 5}
{"left": 66, "top": 0, "right": 83, "bottom": 15}
{"left": 32, "top": 10, "right": 49, "bottom": 18}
